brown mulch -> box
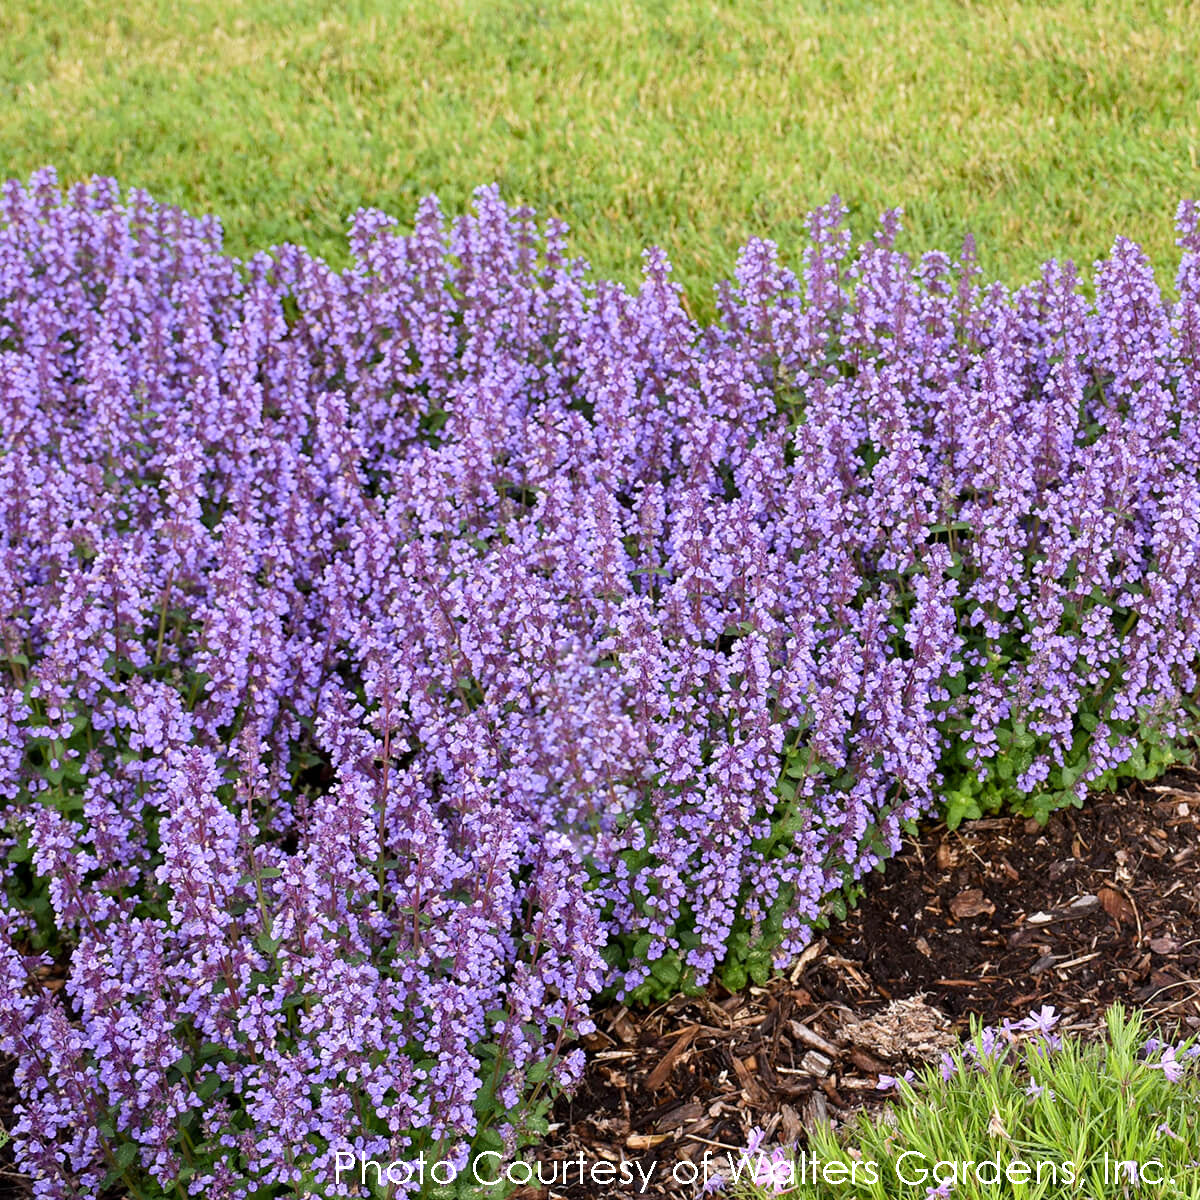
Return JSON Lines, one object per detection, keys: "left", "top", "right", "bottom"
{"left": 0, "top": 771, "right": 1197, "bottom": 1199}
{"left": 537, "top": 767, "right": 1200, "bottom": 1199}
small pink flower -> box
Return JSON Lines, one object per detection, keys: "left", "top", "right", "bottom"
{"left": 1019, "top": 1005, "right": 1059, "bottom": 1035}
{"left": 1147, "top": 1046, "right": 1185, "bottom": 1083}
{"left": 744, "top": 1126, "right": 766, "bottom": 1155}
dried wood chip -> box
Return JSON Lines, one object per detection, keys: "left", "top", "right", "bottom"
{"left": 802, "top": 1091, "right": 829, "bottom": 1130}
{"left": 1098, "top": 885, "right": 1134, "bottom": 927}
{"left": 653, "top": 1101, "right": 703, "bottom": 1131}
{"left": 789, "top": 939, "right": 826, "bottom": 978}
{"left": 1055, "top": 951, "right": 1101, "bottom": 971}
{"left": 798, "top": 1050, "right": 832, "bottom": 1076}
{"left": 779, "top": 1103, "right": 804, "bottom": 1145}
{"left": 626, "top": 1132, "right": 670, "bottom": 1150}
{"left": 645, "top": 1025, "right": 699, "bottom": 1092}
{"left": 950, "top": 889, "right": 995, "bottom": 918}
{"left": 848, "top": 1047, "right": 890, "bottom": 1074}
{"left": 611, "top": 1007, "right": 638, "bottom": 1045}
{"left": 788, "top": 1020, "right": 839, "bottom": 1058}
{"left": 843, "top": 995, "right": 956, "bottom": 1058}
{"left": 824, "top": 954, "right": 870, "bottom": 988}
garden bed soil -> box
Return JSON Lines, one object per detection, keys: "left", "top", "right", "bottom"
{"left": 539, "top": 766, "right": 1200, "bottom": 1199}
{"left": 1, "top": 769, "right": 1197, "bottom": 1199}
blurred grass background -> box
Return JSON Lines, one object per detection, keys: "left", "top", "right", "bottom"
{"left": 2, "top": 0, "right": 1198, "bottom": 316}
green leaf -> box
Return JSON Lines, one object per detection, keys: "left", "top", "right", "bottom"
{"left": 721, "top": 960, "right": 748, "bottom": 992}
{"left": 255, "top": 931, "right": 282, "bottom": 954}
{"left": 650, "top": 953, "right": 680, "bottom": 986}
{"left": 784, "top": 755, "right": 809, "bottom": 779}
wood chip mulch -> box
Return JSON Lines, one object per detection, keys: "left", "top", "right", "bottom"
{"left": 535, "top": 766, "right": 1200, "bottom": 1199}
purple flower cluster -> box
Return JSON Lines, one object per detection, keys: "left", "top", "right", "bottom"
{"left": 0, "top": 170, "right": 1198, "bottom": 1194}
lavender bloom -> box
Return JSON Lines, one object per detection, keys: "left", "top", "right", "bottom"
{"left": 1029, "top": 1033, "right": 1063, "bottom": 1057}
{"left": 1019, "top": 1005, "right": 1060, "bottom": 1036}
{"left": 1146, "top": 1046, "right": 1186, "bottom": 1083}
{"left": 965, "top": 1027, "right": 1005, "bottom": 1067}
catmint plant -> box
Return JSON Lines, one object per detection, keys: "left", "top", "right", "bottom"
{"left": 0, "top": 169, "right": 1197, "bottom": 1194}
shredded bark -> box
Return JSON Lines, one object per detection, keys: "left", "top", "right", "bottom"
{"left": 541, "top": 767, "right": 1200, "bottom": 1199}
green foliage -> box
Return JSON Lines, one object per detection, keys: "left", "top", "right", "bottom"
{"left": 942, "top": 712, "right": 1189, "bottom": 832}
{"left": 732, "top": 1005, "right": 1200, "bottom": 1199}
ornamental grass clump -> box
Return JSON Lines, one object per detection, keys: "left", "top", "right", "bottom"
{"left": 0, "top": 169, "right": 1198, "bottom": 1195}
{"left": 726, "top": 1005, "right": 1200, "bottom": 1199}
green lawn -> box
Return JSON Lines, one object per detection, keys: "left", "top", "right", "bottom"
{"left": 3, "top": 0, "right": 1198, "bottom": 315}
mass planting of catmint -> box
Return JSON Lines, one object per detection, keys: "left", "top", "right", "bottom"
{"left": 0, "top": 168, "right": 1198, "bottom": 1197}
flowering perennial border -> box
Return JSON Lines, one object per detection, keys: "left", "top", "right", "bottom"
{"left": 0, "top": 170, "right": 1197, "bottom": 1196}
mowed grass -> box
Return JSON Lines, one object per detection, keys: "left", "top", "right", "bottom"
{"left": 2, "top": 0, "right": 1199, "bottom": 315}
